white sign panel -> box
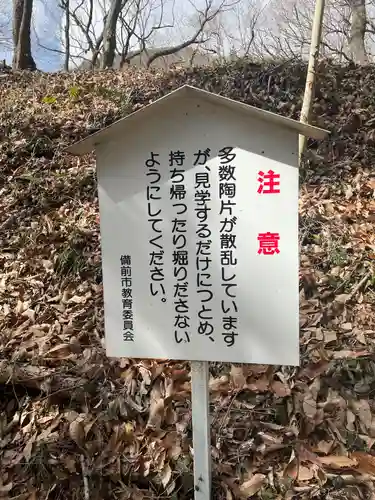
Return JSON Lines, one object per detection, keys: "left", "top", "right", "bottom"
{"left": 98, "top": 130, "right": 299, "bottom": 365}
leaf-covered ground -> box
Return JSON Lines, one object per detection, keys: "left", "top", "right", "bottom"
{"left": 0, "top": 60, "right": 375, "bottom": 499}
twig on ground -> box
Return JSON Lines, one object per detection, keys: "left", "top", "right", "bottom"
{"left": 326, "top": 472, "right": 375, "bottom": 491}
{"left": 346, "top": 270, "right": 372, "bottom": 302}
{"left": 80, "top": 455, "right": 90, "bottom": 500}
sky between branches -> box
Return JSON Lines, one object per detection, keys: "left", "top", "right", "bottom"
{"left": 1, "top": 0, "right": 373, "bottom": 71}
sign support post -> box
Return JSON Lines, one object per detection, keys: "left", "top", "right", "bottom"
{"left": 191, "top": 360, "right": 211, "bottom": 499}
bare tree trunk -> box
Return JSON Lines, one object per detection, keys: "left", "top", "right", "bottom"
{"left": 348, "top": 0, "right": 367, "bottom": 64}
{"left": 299, "top": 0, "right": 325, "bottom": 159}
{"left": 12, "top": 0, "right": 23, "bottom": 50}
{"left": 101, "top": 0, "right": 123, "bottom": 69}
{"left": 63, "top": 0, "right": 70, "bottom": 71}
{"left": 12, "top": 0, "right": 36, "bottom": 70}
{"left": 91, "top": 49, "right": 101, "bottom": 68}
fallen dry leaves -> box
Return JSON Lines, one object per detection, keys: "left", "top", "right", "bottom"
{"left": 238, "top": 473, "right": 267, "bottom": 498}
{"left": 0, "top": 60, "right": 375, "bottom": 498}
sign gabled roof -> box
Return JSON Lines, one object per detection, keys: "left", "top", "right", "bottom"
{"left": 67, "top": 84, "right": 329, "bottom": 155}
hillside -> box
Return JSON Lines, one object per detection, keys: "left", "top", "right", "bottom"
{"left": 1, "top": 60, "right": 375, "bottom": 499}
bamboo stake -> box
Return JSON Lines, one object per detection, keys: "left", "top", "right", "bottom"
{"left": 299, "top": 0, "right": 326, "bottom": 161}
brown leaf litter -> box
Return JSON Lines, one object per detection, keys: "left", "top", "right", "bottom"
{"left": 1, "top": 59, "right": 375, "bottom": 498}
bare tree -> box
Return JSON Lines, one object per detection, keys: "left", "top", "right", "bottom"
{"left": 116, "top": 0, "right": 175, "bottom": 67}
{"left": 61, "top": 0, "right": 70, "bottom": 70}
{"left": 254, "top": 0, "right": 373, "bottom": 63}
{"left": 143, "top": 0, "right": 239, "bottom": 67}
{"left": 233, "top": 1, "right": 263, "bottom": 56}
{"left": 252, "top": 0, "right": 311, "bottom": 60}
{"left": 101, "top": 0, "right": 124, "bottom": 68}
{"left": 229, "top": 0, "right": 269, "bottom": 57}
{"left": 348, "top": 0, "right": 367, "bottom": 63}
{"left": 30, "top": 0, "right": 72, "bottom": 70}
{"left": 57, "top": 0, "right": 245, "bottom": 69}
{"left": 117, "top": 0, "right": 143, "bottom": 66}
{"left": 196, "top": 0, "right": 266, "bottom": 59}
{"left": 12, "top": 0, "right": 36, "bottom": 70}
{"left": 67, "top": 0, "right": 105, "bottom": 68}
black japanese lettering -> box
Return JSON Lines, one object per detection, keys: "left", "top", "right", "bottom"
{"left": 195, "top": 164, "right": 214, "bottom": 342}
{"left": 120, "top": 255, "right": 134, "bottom": 341}
{"left": 218, "top": 146, "right": 238, "bottom": 347}
{"left": 146, "top": 152, "right": 166, "bottom": 303}
{"left": 171, "top": 153, "right": 190, "bottom": 345}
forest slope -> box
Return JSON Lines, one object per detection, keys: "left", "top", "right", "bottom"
{"left": 0, "top": 60, "right": 375, "bottom": 499}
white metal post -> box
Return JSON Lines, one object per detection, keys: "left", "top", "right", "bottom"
{"left": 191, "top": 360, "right": 211, "bottom": 499}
